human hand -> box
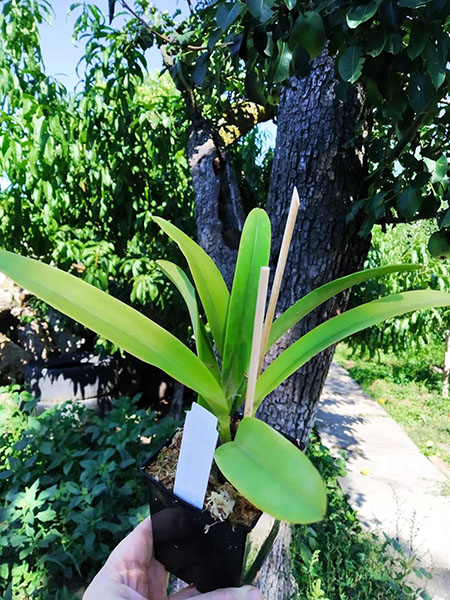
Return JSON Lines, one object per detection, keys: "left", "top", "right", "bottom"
{"left": 83, "top": 517, "right": 263, "bottom": 600}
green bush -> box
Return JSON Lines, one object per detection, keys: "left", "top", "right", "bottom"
{"left": 293, "top": 431, "right": 432, "bottom": 600}
{"left": 348, "top": 222, "right": 450, "bottom": 357}
{"left": 0, "top": 388, "right": 177, "bottom": 599}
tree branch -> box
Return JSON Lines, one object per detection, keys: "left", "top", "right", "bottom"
{"left": 218, "top": 102, "right": 276, "bottom": 147}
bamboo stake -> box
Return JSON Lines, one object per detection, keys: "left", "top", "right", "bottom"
{"left": 258, "top": 187, "right": 300, "bottom": 373}
{"left": 244, "top": 266, "right": 270, "bottom": 418}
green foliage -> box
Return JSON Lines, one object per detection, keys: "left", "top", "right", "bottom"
{"left": 347, "top": 222, "right": 450, "bottom": 356}
{"left": 293, "top": 431, "right": 432, "bottom": 600}
{"left": 114, "top": 0, "right": 449, "bottom": 242}
{"left": 3, "top": 209, "right": 450, "bottom": 522}
{"left": 0, "top": 0, "right": 195, "bottom": 338}
{"left": 0, "top": 389, "right": 178, "bottom": 599}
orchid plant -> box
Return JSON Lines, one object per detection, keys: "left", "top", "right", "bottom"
{"left": 2, "top": 197, "right": 450, "bottom": 525}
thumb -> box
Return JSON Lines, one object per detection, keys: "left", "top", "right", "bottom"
{"left": 173, "top": 585, "right": 264, "bottom": 600}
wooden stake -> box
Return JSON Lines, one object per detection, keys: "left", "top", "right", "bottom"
{"left": 244, "top": 266, "right": 270, "bottom": 418}
{"left": 258, "top": 187, "right": 300, "bottom": 373}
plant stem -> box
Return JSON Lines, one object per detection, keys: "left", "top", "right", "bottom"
{"left": 245, "top": 267, "right": 270, "bottom": 418}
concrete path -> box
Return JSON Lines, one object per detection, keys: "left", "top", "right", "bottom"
{"left": 317, "top": 362, "right": 450, "bottom": 600}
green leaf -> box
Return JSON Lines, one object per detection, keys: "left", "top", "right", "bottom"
{"left": 0, "top": 250, "right": 228, "bottom": 418}
{"left": 153, "top": 216, "right": 230, "bottom": 356}
{"left": 366, "top": 25, "right": 387, "bottom": 57}
{"left": 216, "top": 2, "right": 244, "bottom": 31}
{"left": 425, "top": 41, "right": 446, "bottom": 90}
{"left": 407, "top": 72, "right": 432, "bottom": 113}
{"left": 156, "top": 260, "right": 220, "bottom": 381}
{"left": 440, "top": 209, "right": 450, "bottom": 228}
{"left": 397, "top": 187, "right": 421, "bottom": 219}
{"left": 407, "top": 22, "right": 428, "bottom": 60}
{"left": 192, "top": 53, "right": 210, "bottom": 87}
{"left": 268, "top": 264, "right": 421, "bottom": 348}
{"left": 256, "top": 290, "right": 450, "bottom": 406}
{"left": 222, "top": 209, "right": 271, "bottom": 400}
{"left": 430, "top": 154, "right": 448, "bottom": 183}
{"left": 283, "top": 0, "right": 297, "bottom": 9}
{"left": 245, "top": 69, "right": 267, "bottom": 105}
{"left": 291, "top": 12, "right": 325, "bottom": 58}
{"left": 398, "top": 0, "right": 431, "bottom": 6}
{"left": 36, "top": 508, "right": 57, "bottom": 522}
{"left": 338, "top": 45, "right": 364, "bottom": 83}
{"left": 347, "top": 1, "right": 382, "bottom": 29}
{"left": 214, "top": 418, "right": 326, "bottom": 523}
{"left": 272, "top": 41, "right": 293, "bottom": 83}
{"left": 246, "top": 0, "right": 276, "bottom": 22}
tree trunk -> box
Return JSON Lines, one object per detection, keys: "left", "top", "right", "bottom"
{"left": 187, "top": 53, "right": 370, "bottom": 599}
{"left": 187, "top": 114, "right": 245, "bottom": 289}
{"left": 257, "top": 54, "right": 370, "bottom": 447}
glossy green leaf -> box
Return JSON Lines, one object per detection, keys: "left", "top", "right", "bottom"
{"left": 256, "top": 290, "right": 450, "bottom": 407}
{"left": 366, "top": 25, "right": 387, "bottom": 57}
{"left": 283, "top": 0, "right": 297, "bottom": 9}
{"left": 156, "top": 260, "right": 219, "bottom": 380}
{"left": 216, "top": 2, "right": 244, "bottom": 31}
{"left": 338, "top": 45, "right": 364, "bottom": 83}
{"left": 272, "top": 41, "right": 293, "bottom": 83}
{"left": 347, "top": 1, "right": 381, "bottom": 29}
{"left": 0, "top": 250, "right": 229, "bottom": 418}
{"left": 222, "top": 209, "right": 271, "bottom": 400}
{"left": 397, "top": 187, "right": 421, "bottom": 219}
{"left": 407, "top": 22, "right": 428, "bottom": 60}
{"left": 246, "top": 0, "right": 276, "bottom": 22}
{"left": 291, "top": 12, "right": 325, "bottom": 58}
{"left": 426, "top": 41, "right": 446, "bottom": 90}
{"left": 267, "top": 264, "right": 421, "bottom": 349}
{"left": 407, "top": 72, "right": 432, "bottom": 113}
{"left": 214, "top": 418, "right": 327, "bottom": 523}
{"left": 153, "top": 216, "right": 229, "bottom": 356}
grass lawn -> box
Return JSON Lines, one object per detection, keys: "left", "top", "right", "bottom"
{"left": 334, "top": 342, "right": 450, "bottom": 469}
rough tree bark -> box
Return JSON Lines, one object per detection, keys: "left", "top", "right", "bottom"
{"left": 186, "top": 53, "right": 370, "bottom": 599}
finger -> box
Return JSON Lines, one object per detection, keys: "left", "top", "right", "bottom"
{"left": 183, "top": 585, "right": 263, "bottom": 600}
{"left": 170, "top": 585, "right": 201, "bottom": 598}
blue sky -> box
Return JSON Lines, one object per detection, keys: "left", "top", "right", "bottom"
{"left": 39, "top": 0, "right": 189, "bottom": 90}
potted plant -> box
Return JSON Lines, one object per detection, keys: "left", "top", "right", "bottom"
{"left": 1, "top": 192, "right": 450, "bottom": 591}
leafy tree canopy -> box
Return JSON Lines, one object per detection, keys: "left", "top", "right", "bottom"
{"left": 0, "top": 0, "right": 198, "bottom": 336}
{"left": 110, "top": 0, "right": 449, "bottom": 243}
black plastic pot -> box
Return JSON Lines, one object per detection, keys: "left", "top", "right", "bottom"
{"left": 140, "top": 442, "right": 279, "bottom": 593}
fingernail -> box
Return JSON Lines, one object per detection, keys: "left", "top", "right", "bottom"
{"left": 247, "top": 588, "right": 263, "bottom": 600}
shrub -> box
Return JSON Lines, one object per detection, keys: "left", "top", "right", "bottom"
{"left": 0, "top": 388, "right": 177, "bottom": 599}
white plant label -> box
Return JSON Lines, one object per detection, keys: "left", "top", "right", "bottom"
{"left": 173, "top": 402, "right": 218, "bottom": 509}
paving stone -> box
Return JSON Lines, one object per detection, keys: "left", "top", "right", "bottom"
{"left": 318, "top": 361, "right": 450, "bottom": 600}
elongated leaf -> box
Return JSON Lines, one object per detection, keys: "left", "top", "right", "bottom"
{"left": 156, "top": 260, "right": 219, "bottom": 380}
{"left": 268, "top": 264, "right": 421, "bottom": 349}
{"left": 215, "top": 417, "right": 327, "bottom": 523}
{"left": 153, "top": 217, "right": 230, "bottom": 356}
{"left": 273, "top": 41, "right": 293, "bottom": 83}
{"left": 222, "top": 209, "right": 271, "bottom": 400}
{"left": 256, "top": 290, "right": 450, "bottom": 407}
{"left": 216, "top": 2, "right": 244, "bottom": 31}
{"left": 0, "top": 250, "right": 228, "bottom": 417}
{"left": 338, "top": 45, "right": 364, "bottom": 83}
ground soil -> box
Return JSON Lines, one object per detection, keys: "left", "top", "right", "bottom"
{"left": 145, "top": 429, "right": 260, "bottom": 527}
